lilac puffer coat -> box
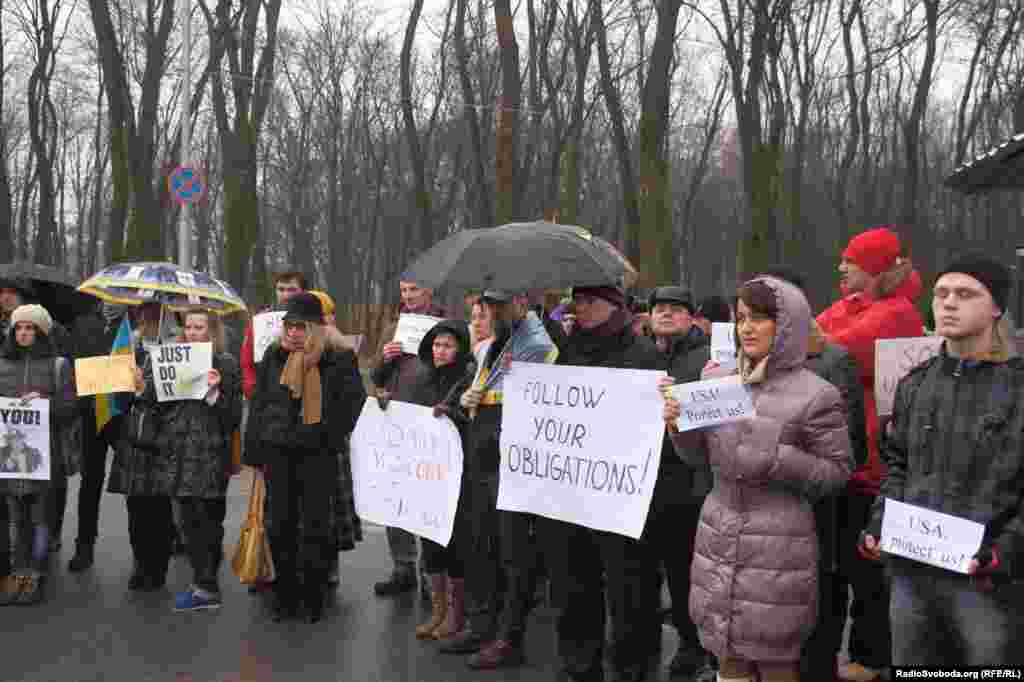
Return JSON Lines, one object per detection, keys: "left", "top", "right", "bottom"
{"left": 681, "top": 276, "right": 854, "bottom": 662}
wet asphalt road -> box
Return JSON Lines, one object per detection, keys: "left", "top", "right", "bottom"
{"left": 2, "top": 468, "right": 688, "bottom": 682}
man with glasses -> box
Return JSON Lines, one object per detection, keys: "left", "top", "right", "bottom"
{"left": 240, "top": 270, "right": 308, "bottom": 400}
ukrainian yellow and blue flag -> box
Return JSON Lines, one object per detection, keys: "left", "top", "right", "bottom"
{"left": 95, "top": 317, "right": 133, "bottom": 432}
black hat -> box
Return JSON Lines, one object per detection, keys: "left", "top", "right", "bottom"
{"left": 937, "top": 254, "right": 1012, "bottom": 315}
{"left": 648, "top": 286, "right": 695, "bottom": 312}
{"left": 283, "top": 292, "right": 324, "bottom": 324}
{"left": 481, "top": 289, "right": 518, "bottom": 304}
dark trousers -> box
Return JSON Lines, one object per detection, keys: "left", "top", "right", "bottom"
{"left": 496, "top": 509, "right": 540, "bottom": 645}
{"left": 0, "top": 497, "right": 8, "bottom": 575}
{"left": 421, "top": 472, "right": 471, "bottom": 578}
{"left": 69, "top": 413, "right": 120, "bottom": 545}
{"left": 126, "top": 495, "right": 174, "bottom": 579}
{"left": 463, "top": 473, "right": 504, "bottom": 637}
{"left": 179, "top": 497, "right": 227, "bottom": 593}
{"left": 642, "top": 494, "right": 702, "bottom": 651}
{"left": 890, "top": 563, "right": 1024, "bottom": 665}
{"left": 264, "top": 449, "right": 334, "bottom": 607}
{"left": 544, "top": 518, "right": 658, "bottom": 681}
{"left": 836, "top": 493, "right": 891, "bottom": 668}
{"left": 800, "top": 569, "right": 845, "bottom": 679}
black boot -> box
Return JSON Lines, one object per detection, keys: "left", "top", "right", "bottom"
{"left": 271, "top": 584, "right": 299, "bottom": 622}
{"left": 128, "top": 560, "right": 146, "bottom": 590}
{"left": 68, "top": 541, "right": 94, "bottom": 572}
{"left": 373, "top": 567, "right": 417, "bottom": 596}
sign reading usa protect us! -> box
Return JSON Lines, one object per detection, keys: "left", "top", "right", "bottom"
{"left": 670, "top": 375, "right": 755, "bottom": 432}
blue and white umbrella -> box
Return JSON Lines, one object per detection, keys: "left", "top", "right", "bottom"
{"left": 78, "top": 262, "right": 247, "bottom": 316}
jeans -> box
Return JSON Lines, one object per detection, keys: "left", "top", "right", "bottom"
{"left": 890, "top": 561, "right": 1024, "bottom": 665}
{"left": 642, "top": 491, "right": 702, "bottom": 651}
{"left": 496, "top": 509, "right": 540, "bottom": 644}
{"left": 178, "top": 497, "right": 227, "bottom": 593}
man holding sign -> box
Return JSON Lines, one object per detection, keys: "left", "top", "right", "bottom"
{"left": 536, "top": 284, "right": 664, "bottom": 682}
{"left": 240, "top": 269, "right": 306, "bottom": 399}
{"left": 859, "top": 256, "right": 1024, "bottom": 666}
{"left": 370, "top": 275, "right": 448, "bottom": 598}
{"left": 644, "top": 286, "right": 712, "bottom": 676}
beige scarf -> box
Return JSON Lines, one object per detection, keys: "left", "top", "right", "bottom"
{"left": 279, "top": 325, "right": 324, "bottom": 425}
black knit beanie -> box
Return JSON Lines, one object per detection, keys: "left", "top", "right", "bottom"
{"left": 937, "top": 254, "right": 1011, "bottom": 315}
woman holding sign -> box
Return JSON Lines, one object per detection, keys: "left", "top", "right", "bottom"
{"left": 157, "top": 310, "right": 242, "bottom": 612}
{"left": 244, "top": 293, "right": 366, "bottom": 623}
{"left": 662, "top": 276, "right": 853, "bottom": 682}
{"left": 0, "top": 304, "right": 76, "bottom": 605}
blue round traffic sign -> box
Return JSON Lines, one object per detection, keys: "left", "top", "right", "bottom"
{"left": 168, "top": 164, "right": 206, "bottom": 205}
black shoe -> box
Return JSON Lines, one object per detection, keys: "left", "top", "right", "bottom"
{"left": 373, "top": 570, "right": 416, "bottom": 596}
{"left": 439, "top": 628, "right": 488, "bottom": 655}
{"left": 271, "top": 595, "right": 299, "bottom": 622}
{"left": 668, "top": 642, "right": 704, "bottom": 676}
{"left": 68, "top": 542, "right": 94, "bottom": 573}
{"left": 128, "top": 565, "right": 146, "bottom": 590}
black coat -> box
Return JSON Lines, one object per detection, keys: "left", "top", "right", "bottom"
{"left": 244, "top": 342, "right": 367, "bottom": 466}
{"left": 658, "top": 327, "right": 713, "bottom": 500}
{"left": 409, "top": 319, "right": 473, "bottom": 410}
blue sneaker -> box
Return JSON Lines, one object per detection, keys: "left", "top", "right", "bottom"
{"left": 174, "top": 588, "right": 222, "bottom": 612}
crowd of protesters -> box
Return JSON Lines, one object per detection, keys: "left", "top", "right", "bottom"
{"left": 1, "top": 224, "right": 1023, "bottom": 681}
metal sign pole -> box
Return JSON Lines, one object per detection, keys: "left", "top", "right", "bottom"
{"left": 177, "top": 0, "right": 193, "bottom": 269}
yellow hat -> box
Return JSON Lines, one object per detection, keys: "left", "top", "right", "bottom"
{"left": 308, "top": 290, "right": 335, "bottom": 315}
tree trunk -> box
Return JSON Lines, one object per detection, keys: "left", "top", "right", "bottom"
{"left": 494, "top": 0, "right": 521, "bottom": 224}
{"left": 455, "top": 0, "right": 492, "bottom": 228}
{"left": 0, "top": 0, "right": 14, "bottom": 263}
{"left": 400, "top": 0, "right": 433, "bottom": 252}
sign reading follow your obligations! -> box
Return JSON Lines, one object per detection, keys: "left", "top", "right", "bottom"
{"left": 880, "top": 498, "right": 984, "bottom": 574}
{"left": 75, "top": 354, "right": 137, "bottom": 396}
{"left": 350, "top": 399, "right": 464, "bottom": 547}
{"left": 253, "top": 311, "right": 286, "bottom": 364}
{"left": 874, "top": 337, "right": 944, "bottom": 417}
{"left": 499, "top": 362, "right": 667, "bottom": 539}
{"left": 151, "top": 342, "right": 213, "bottom": 402}
{"left": 0, "top": 397, "right": 51, "bottom": 481}
{"left": 670, "top": 376, "right": 755, "bottom": 432}
{"left": 392, "top": 314, "right": 444, "bottom": 353}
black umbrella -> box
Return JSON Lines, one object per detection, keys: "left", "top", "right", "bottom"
{"left": 0, "top": 261, "right": 97, "bottom": 325}
{"left": 403, "top": 221, "right": 630, "bottom": 292}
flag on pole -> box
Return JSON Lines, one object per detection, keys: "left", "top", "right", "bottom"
{"left": 96, "top": 317, "right": 133, "bottom": 432}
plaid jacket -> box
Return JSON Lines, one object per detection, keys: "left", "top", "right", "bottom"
{"left": 871, "top": 348, "right": 1024, "bottom": 578}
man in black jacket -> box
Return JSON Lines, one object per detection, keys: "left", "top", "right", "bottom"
{"left": 762, "top": 266, "right": 868, "bottom": 681}
{"left": 642, "top": 286, "right": 711, "bottom": 678}
{"left": 542, "top": 284, "right": 663, "bottom": 682}
{"left": 860, "top": 255, "right": 1024, "bottom": 666}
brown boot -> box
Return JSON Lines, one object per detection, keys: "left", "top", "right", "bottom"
{"left": 415, "top": 575, "right": 448, "bottom": 640}
{"left": 433, "top": 576, "right": 465, "bottom": 640}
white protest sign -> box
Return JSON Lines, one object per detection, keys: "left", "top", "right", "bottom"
{"left": 670, "top": 376, "right": 755, "bottom": 432}
{"left": 350, "top": 399, "right": 464, "bottom": 546}
{"left": 710, "top": 323, "right": 738, "bottom": 368}
{"left": 253, "top": 311, "right": 286, "bottom": 363}
{"left": 874, "top": 337, "right": 943, "bottom": 417}
{"left": 0, "top": 398, "right": 51, "bottom": 481}
{"left": 392, "top": 314, "right": 444, "bottom": 354}
{"left": 498, "top": 362, "right": 667, "bottom": 539}
{"left": 151, "top": 342, "right": 213, "bottom": 402}
{"left": 880, "top": 498, "right": 984, "bottom": 574}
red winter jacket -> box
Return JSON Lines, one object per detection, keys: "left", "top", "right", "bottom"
{"left": 816, "top": 266, "right": 924, "bottom": 497}
{"left": 240, "top": 305, "right": 275, "bottom": 399}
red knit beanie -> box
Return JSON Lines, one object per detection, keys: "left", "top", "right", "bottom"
{"left": 842, "top": 227, "right": 902, "bottom": 276}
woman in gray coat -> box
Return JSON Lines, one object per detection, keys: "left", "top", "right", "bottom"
{"left": 662, "top": 276, "right": 853, "bottom": 682}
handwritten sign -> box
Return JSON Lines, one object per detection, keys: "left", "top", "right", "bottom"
{"left": 670, "top": 375, "right": 755, "bottom": 432}
{"left": 350, "top": 399, "right": 464, "bottom": 547}
{"left": 151, "top": 342, "right": 213, "bottom": 402}
{"left": 75, "top": 354, "right": 137, "bottom": 396}
{"left": 880, "top": 498, "right": 984, "bottom": 574}
{"left": 253, "top": 311, "right": 286, "bottom": 363}
{"left": 710, "top": 323, "right": 738, "bottom": 368}
{"left": 499, "top": 362, "right": 667, "bottom": 539}
{"left": 0, "top": 397, "right": 51, "bottom": 481}
{"left": 874, "top": 337, "right": 943, "bottom": 417}
{"left": 392, "top": 314, "right": 444, "bottom": 355}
